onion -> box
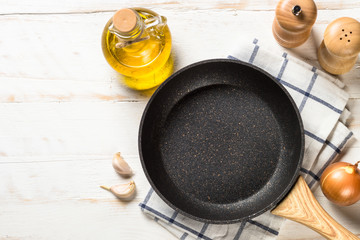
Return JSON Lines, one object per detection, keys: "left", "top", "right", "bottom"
{"left": 320, "top": 161, "right": 360, "bottom": 206}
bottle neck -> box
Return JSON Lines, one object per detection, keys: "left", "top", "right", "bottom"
{"left": 109, "top": 11, "right": 144, "bottom": 41}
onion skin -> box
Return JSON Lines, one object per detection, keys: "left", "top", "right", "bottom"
{"left": 320, "top": 161, "right": 360, "bottom": 206}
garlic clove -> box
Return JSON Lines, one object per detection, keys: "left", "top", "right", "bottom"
{"left": 112, "top": 152, "right": 133, "bottom": 177}
{"left": 100, "top": 181, "right": 136, "bottom": 201}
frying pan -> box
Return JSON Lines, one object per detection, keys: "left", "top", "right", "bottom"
{"left": 139, "top": 59, "right": 358, "bottom": 239}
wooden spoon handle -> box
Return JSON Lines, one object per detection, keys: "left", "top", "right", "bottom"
{"left": 271, "top": 176, "right": 359, "bottom": 240}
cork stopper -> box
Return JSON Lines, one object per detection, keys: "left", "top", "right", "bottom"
{"left": 113, "top": 8, "right": 138, "bottom": 33}
{"left": 324, "top": 17, "right": 360, "bottom": 57}
{"left": 275, "top": 0, "right": 317, "bottom": 32}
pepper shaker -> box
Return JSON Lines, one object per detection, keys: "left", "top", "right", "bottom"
{"left": 318, "top": 17, "right": 360, "bottom": 75}
{"left": 272, "top": 0, "right": 317, "bottom": 48}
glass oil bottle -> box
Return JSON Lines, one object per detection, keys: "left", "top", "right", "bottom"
{"left": 101, "top": 8, "right": 173, "bottom": 90}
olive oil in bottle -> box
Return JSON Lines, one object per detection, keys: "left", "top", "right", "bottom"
{"left": 101, "top": 8, "right": 173, "bottom": 90}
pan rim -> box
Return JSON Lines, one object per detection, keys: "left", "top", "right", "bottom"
{"left": 138, "top": 58, "right": 304, "bottom": 224}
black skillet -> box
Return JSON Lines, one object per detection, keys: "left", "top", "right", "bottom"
{"left": 139, "top": 59, "right": 358, "bottom": 239}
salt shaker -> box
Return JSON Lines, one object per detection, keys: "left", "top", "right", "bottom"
{"left": 272, "top": 0, "right": 317, "bottom": 48}
{"left": 318, "top": 17, "right": 360, "bottom": 75}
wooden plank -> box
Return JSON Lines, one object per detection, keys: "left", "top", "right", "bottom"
{"left": 1, "top": 2, "right": 359, "bottom": 239}
{"left": 0, "top": 155, "right": 148, "bottom": 201}
{"left": 1, "top": 154, "right": 359, "bottom": 239}
{"left": 0, "top": 202, "right": 176, "bottom": 240}
{"left": 0, "top": 102, "right": 146, "bottom": 157}
{"left": 0, "top": 0, "right": 359, "bottom": 14}
{"left": 0, "top": 155, "right": 175, "bottom": 239}
{"left": 0, "top": 10, "right": 359, "bottom": 103}
{"left": 0, "top": 99, "right": 358, "bottom": 158}
{"left": 0, "top": 100, "right": 357, "bottom": 239}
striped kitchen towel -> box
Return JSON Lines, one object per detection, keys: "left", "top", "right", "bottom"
{"left": 139, "top": 38, "right": 353, "bottom": 240}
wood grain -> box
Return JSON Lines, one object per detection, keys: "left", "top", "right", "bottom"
{"left": 0, "top": 1, "right": 360, "bottom": 239}
{"left": 0, "top": 0, "right": 359, "bottom": 14}
{"left": 318, "top": 17, "right": 360, "bottom": 75}
{"left": 272, "top": 176, "right": 359, "bottom": 239}
{"left": 0, "top": 12, "right": 359, "bottom": 103}
{"left": 272, "top": 0, "right": 317, "bottom": 48}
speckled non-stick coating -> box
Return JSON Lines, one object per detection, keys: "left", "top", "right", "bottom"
{"left": 139, "top": 59, "right": 304, "bottom": 223}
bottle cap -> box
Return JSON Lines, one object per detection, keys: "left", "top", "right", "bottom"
{"left": 275, "top": 0, "right": 317, "bottom": 32}
{"left": 324, "top": 17, "right": 360, "bottom": 57}
{"left": 113, "top": 8, "right": 137, "bottom": 33}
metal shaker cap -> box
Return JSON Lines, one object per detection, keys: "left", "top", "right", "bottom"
{"left": 275, "top": 0, "right": 317, "bottom": 32}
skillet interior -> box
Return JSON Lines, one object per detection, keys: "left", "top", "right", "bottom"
{"left": 139, "top": 59, "right": 304, "bottom": 223}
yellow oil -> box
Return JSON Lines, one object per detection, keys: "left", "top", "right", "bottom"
{"left": 101, "top": 8, "right": 173, "bottom": 90}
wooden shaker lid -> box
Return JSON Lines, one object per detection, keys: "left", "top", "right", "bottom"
{"left": 324, "top": 17, "right": 360, "bottom": 57}
{"left": 113, "top": 8, "right": 137, "bottom": 33}
{"left": 275, "top": 0, "right": 317, "bottom": 31}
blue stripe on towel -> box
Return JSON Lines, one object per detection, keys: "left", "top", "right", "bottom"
{"left": 227, "top": 55, "right": 342, "bottom": 114}
{"left": 249, "top": 45, "right": 259, "bottom": 64}
{"left": 308, "top": 131, "right": 353, "bottom": 188}
{"left": 139, "top": 204, "right": 212, "bottom": 240}
{"left": 180, "top": 233, "right": 188, "bottom": 240}
{"left": 300, "top": 131, "right": 352, "bottom": 184}
{"left": 247, "top": 220, "right": 279, "bottom": 235}
{"left": 169, "top": 211, "right": 178, "bottom": 224}
{"left": 299, "top": 70, "right": 318, "bottom": 113}
{"left": 197, "top": 223, "right": 209, "bottom": 240}
{"left": 277, "top": 56, "right": 288, "bottom": 80}
{"left": 280, "top": 80, "right": 342, "bottom": 114}
{"left": 300, "top": 167, "right": 320, "bottom": 181}
{"left": 227, "top": 55, "right": 238, "bottom": 61}
{"left": 304, "top": 130, "right": 325, "bottom": 144}
{"left": 304, "top": 130, "right": 341, "bottom": 153}
{"left": 325, "top": 140, "right": 341, "bottom": 153}
{"left": 233, "top": 221, "right": 247, "bottom": 240}
{"left": 306, "top": 93, "right": 342, "bottom": 114}
{"left": 140, "top": 188, "right": 154, "bottom": 211}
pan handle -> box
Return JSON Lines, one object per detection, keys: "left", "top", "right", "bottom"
{"left": 271, "top": 176, "right": 359, "bottom": 240}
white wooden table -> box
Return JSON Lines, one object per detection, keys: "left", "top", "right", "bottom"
{"left": 1, "top": 1, "right": 359, "bottom": 239}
